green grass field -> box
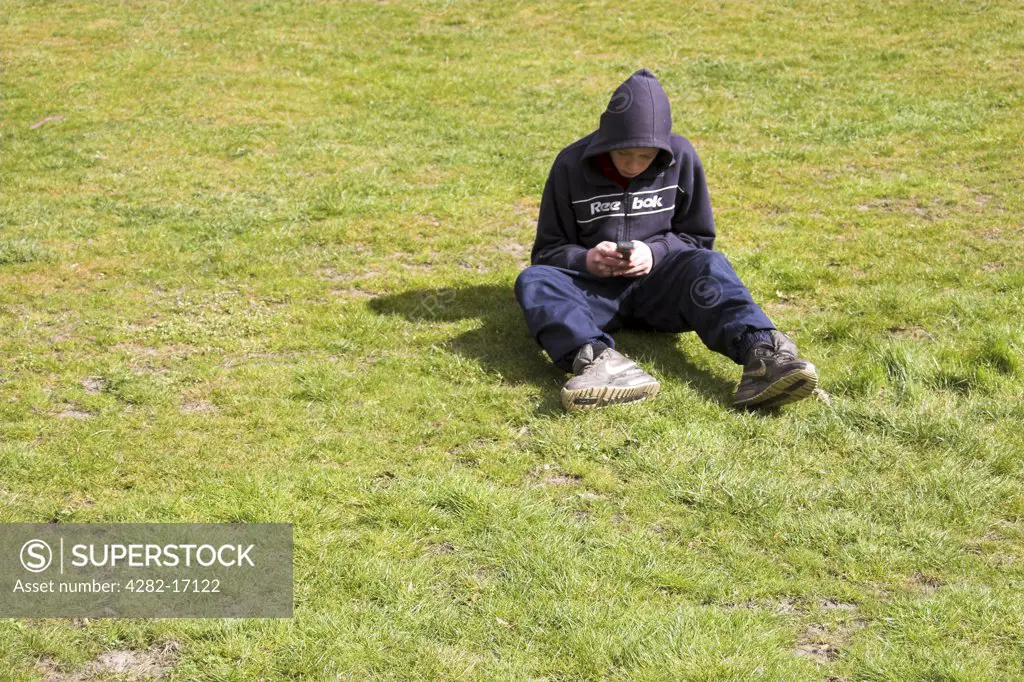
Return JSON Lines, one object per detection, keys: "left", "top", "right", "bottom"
{"left": 2, "top": 0, "right": 1022, "bottom": 679}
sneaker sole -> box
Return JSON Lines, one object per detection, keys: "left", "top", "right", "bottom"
{"left": 733, "top": 364, "right": 819, "bottom": 410}
{"left": 561, "top": 381, "right": 660, "bottom": 412}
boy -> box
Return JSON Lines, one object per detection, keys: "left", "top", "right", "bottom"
{"left": 514, "top": 69, "right": 818, "bottom": 411}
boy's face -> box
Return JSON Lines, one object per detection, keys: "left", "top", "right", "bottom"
{"left": 610, "top": 147, "right": 660, "bottom": 178}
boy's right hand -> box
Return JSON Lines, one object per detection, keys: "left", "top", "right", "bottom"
{"left": 586, "top": 241, "right": 631, "bottom": 277}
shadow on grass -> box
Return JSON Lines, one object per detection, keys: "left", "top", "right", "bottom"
{"left": 369, "top": 284, "right": 738, "bottom": 412}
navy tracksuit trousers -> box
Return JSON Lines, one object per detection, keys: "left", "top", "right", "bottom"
{"left": 514, "top": 249, "right": 775, "bottom": 373}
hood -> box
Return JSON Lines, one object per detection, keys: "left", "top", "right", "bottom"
{"left": 582, "top": 68, "right": 674, "bottom": 172}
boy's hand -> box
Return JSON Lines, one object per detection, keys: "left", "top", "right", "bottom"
{"left": 586, "top": 241, "right": 630, "bottom": 277}
{"left": 586, "top": 241, "right": 653, "bottom": 278}
{"left": 619, "top": 240, "right": 653, "bottom": 277}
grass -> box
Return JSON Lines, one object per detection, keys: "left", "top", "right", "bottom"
{"left": 1, "top": 0, "right": 1022, "bottom": 679}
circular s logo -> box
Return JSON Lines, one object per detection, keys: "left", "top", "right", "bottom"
{"left": 690, "top": 276, "right": 724, "bottom": 309}
{"left": 20, "top": 539, "right": 53, "bottom": 573}
{"left": 606, "top": 84, "right": 633, "bottom": 114}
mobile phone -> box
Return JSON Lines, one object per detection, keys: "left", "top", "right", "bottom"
{"left": 616, "top": 241, "right": 634, "bottom": 257}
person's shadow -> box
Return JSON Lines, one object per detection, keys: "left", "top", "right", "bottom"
{"left": 369, "top": 284, "right": 737, "bottom": 415}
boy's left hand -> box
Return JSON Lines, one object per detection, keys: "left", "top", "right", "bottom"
{"left": 620, "top": 240, "right": 653, "bottom": 277}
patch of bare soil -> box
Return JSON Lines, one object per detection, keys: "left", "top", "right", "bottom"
{"left": 179, "top": 400, "right": 217, "bottom": 414}
{"left": 795, "top": 623, "right": 859, "bottom": 665}
{"left": 81, "top": 377, "right": 106, "bottom": 396}
{"left": 328, "top": 287, "right": 382, "bottom": 302}
{"left": 530, "top": 464, "right": 582, "bottom": 487}
{"left": 425, "top": 541, "right": 455, "bottom": 555}
{"left": 57, "top": 406, "right": 93, "bottom": 420}
{"left": 887, "top": 325, "right": 934, "bottom": 340}
{"left": 723, "top": 598, "right": 858, "bottom": 616}
{"left": 36, "top": 641, "right": 180, "bottom": 681}
{"left": 794, "top": 634, "right": 840, "bottom": 663}
{"left": 908, "top": 571, "right": 943, "bottom": 593}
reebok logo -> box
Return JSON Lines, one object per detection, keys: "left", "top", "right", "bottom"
{"left": 632, "top": 195, "right": 663, "bottom": 210}
{"left": 578, "top": 187, "right": 674, "bottom": 219}
{"left": 589, "top": 200, "right": 622, "bottom": 216}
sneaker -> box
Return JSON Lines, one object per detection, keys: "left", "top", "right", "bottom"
{"left": 732, "top": 330, "right": 818, "bottom": 410}
{"left": 561, "top": 344, "right": 660, "bottom": 412}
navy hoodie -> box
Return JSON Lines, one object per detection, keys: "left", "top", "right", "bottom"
{"left": 530, "top": 69, "right": 716, "bottom": 274}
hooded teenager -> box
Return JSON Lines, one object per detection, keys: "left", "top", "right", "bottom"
{"left": 514, "top": 68, "right": 819, "bottom": 411}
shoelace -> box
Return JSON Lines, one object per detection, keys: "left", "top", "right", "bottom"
{"left": 753, "top": 348, "right": 795, "bottom": 365}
